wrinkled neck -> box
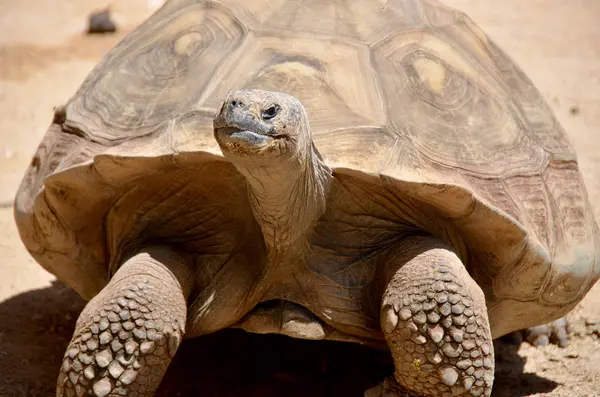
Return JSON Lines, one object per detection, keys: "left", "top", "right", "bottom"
{"left": 241, "top": 146, "right": 331, "bottom": 250}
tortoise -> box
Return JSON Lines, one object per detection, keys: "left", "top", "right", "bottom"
{"left": 14, "top": 0, "right": 600, "bottom": 396}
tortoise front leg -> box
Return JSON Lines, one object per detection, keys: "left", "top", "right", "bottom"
{"left": 366, "top": 237, "right": 494, "bottom": 397}
{"left": 56, "top": 247, "right": 193, "bottom": 397}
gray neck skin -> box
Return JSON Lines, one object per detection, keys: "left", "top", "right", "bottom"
{"left": 237, "top": 144, "right": 331, "bottom": 252}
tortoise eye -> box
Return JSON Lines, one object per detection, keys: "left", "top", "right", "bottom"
{"left": 261, "top": 104, "right": 280, "bottom": 120}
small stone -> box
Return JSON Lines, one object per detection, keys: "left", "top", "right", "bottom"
{"left": 471, "top": 350, "right": 481, "bottom": 358}
{"left": 119, "top": 369, "right": 138, "bottom": 385}
{"left": 427, "top": 311, "right": 441, "bottom": 323}
{"left": 95, "top": 349, "right": 112, "bottom": 368}
{"left": 128, "top": 300, "right": 139, "bottom": 310}
{"left": 439, "top": 303, "right": 451, "bottom": 316}
{"left": 453, "top": 315, "right": 467, "bottom": 326}
{"left": 90, "top": 324, "right": 100, "bottom": 334}
{"left": 119, "top": 310, "right": 130, "bottom": 321}
{"left": 439, "top": 366, "right": 459, "bottom": 385}
{"left": 413, "top": 312, "right": 427, "bottom": 324}
{"left": 466, "top": 366, "right": 475, "bottom": 375}
{"left": 433, "top": 281, "right": 445, "bottom": 292}
{"left": 117, "top": 297, "right": 129, "bottom": 308}
{"left": 108, "top": 360, "right": 125, "bottom": 379}
{"left": 99, "top": 319, "right": 110, "bottom": 331}
{"left": 125, "top": 341, "right": 138, "bottom": 355}
{"left": 428, "top": 325, "right": 444, "bottom": 343}
{"left": 473, "top": 358, "right": 483, "bottom": 367}
{"left": 81, "top": 332, "right": 92, "bottom": 342}
{"left": 131, "top": 310, "right": 141, "bottom": 320}
{"left": 446, "top": 282, "right": 459, "bottom": 292}
{"left": 118, "top": 330, "right": 131, "bottom": 340}
{"left": 135, "top": 318, "right": 145, "bottom": 327}
{"left": 399, "top": 307, "right": 412, "bottom": 321}
{"left": 84, "top": 366, "right": 95, "bottom": 380}
{"left": 99, "top": 331, "right": 112, "bottom": 345}
{"left": 464, "top": 308, "right": 474, "bottom": 317}
{"left": 93, "top": 377, "right": 112, "bottom": 397}
{"left": 466, "top": 324, "right": 477, "bottom": 333}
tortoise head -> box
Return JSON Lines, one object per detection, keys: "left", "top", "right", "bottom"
{"left": 213, "top": 89, "right": 311, "bottom": 161}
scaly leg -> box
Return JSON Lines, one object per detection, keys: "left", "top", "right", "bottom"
{"left": 56, "top": 247, "right": 193, "bottom": 397}
{"left": 367, "top": 237, "right": 494, "bottom": 397}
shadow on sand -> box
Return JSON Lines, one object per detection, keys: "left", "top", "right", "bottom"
{"left": 0, "top": 280, "right": 558, "bottom": 396}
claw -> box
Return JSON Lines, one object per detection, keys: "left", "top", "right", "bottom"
{"left": 382, "top": 305, "right": 399, "bottom": 334}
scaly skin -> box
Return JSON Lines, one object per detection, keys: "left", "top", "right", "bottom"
{"left": 373, "top": 236, "right": 494, "bottom": 397}
{"left": 56, "top": 247, "right": 193, "bottom": 397}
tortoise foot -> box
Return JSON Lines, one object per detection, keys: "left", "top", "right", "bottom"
{"left": 379, "top": 237, "right": 494, "bottom": 397}
{"left": 524, "top": 317, "right": 570, "bottom": 348}
{"left": 56, "top": 248, "right": 192, "bottom": 397}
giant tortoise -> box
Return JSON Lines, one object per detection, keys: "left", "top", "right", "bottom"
{"left": 14, "top": 0, "right": 600, "bottom": 396}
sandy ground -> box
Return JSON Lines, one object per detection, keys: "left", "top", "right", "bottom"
{"left": 0, "top": 0, "right": 599, "bottom": 396}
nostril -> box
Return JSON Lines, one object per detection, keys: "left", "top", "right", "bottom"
{"left": 230, "top": 100, "right": 243, "bottom": 108}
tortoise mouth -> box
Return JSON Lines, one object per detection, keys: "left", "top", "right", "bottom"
{"left": 216, "top": 126, "right": 274, "bottom": 149}
{"left": 215, "top": 126, "right": 288, "bottom": 156}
